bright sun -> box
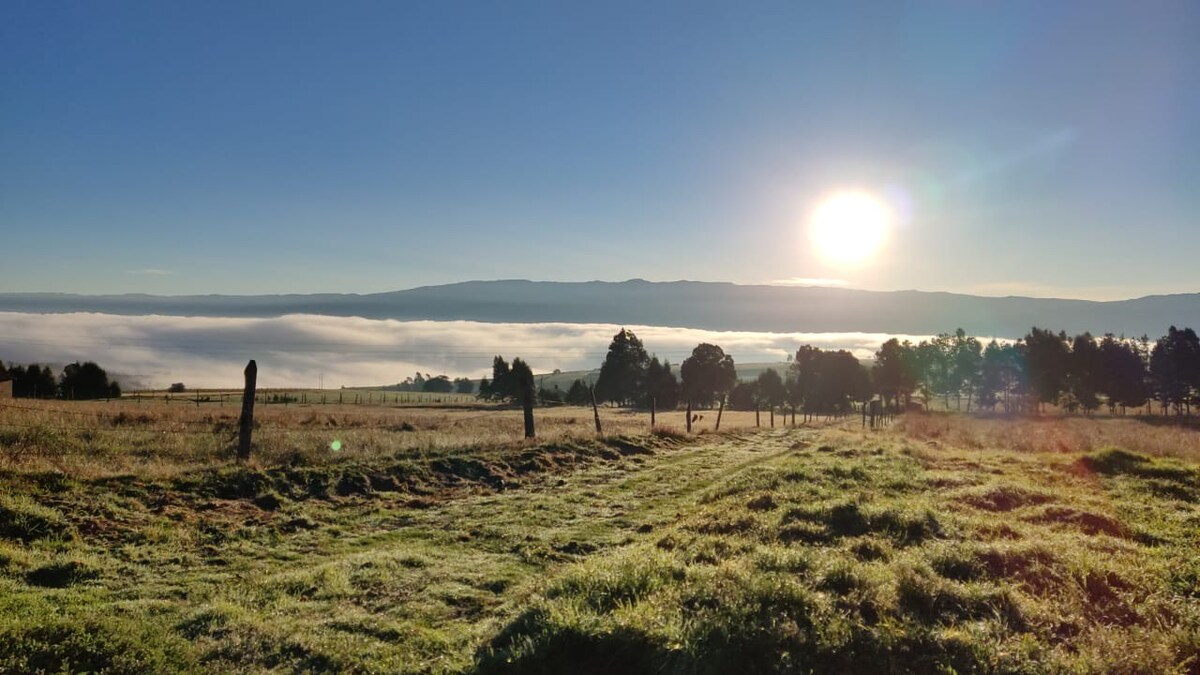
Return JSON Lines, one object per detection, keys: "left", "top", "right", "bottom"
{"left": 809, "top": 190, "right": 892, "bottom": 266}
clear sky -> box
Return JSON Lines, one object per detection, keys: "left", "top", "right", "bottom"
{"left": 3, "top": 1, "right": 1197, "bottom": 300}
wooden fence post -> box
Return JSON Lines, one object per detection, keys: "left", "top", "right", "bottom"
{"left": 715, "top": 397, "right": 725, "bottom": 431}
{"left": 650, "top": 397, "right": 656, "bottom": 428}
{"left": 755, "top": 405, "right": 760, "bottom": 427}
{"left": 686, "top": 400, "right": 692, "bottom": 433}
{"left": 523, "top": 387, "right": 536, "bottom": 439}
{"left": 770, "top": 407, "right": 774, "bottom": 428}
{"left": 590, "top": 386, "right": 603, "bottom": 434}
{"left": 238, "top": 360, "right": 257, "bottom": 461}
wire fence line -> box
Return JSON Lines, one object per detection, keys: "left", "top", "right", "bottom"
{"left": 0, "top": 400, "right": 588, "bottom": 436}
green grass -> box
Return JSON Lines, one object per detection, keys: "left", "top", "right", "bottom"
{"left": 477, "top": 430, "right": 1200, "bottom": 674}
{"left": 1, "top": 422, "right": 1199, "bottom": 673}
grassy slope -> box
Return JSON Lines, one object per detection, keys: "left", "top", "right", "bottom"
{"left": 482, "top": 426, "right": 1200, "bottom": 674}
{"left": 2, "top": 421, "right": 1199, "bottom": 674}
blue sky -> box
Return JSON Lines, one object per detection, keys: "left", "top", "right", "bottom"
{"left": 2, "top": 1, "right": 1198, "bottom": 299}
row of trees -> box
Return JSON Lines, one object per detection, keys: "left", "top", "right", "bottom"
{"left": 873, "top": 326, "right": 1200, "bottom": 416}
{"left": 542, "top": 329, "right": 872, "bottom": 417}
{"left": 478, "top": 356, "right": 536, "bottom": 402}
{"left": 387, "top": 372, "right": 475, "bottom": 394}
{"left": 1, "top": 360, "right": 123, "bottom": 400}
{"left": 509, "top": 323, "right": 1200, "bottom": 419}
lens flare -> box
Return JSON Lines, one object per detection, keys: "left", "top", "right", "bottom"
{"left": 330, "top": 439, "right": 343, "bottom": 452}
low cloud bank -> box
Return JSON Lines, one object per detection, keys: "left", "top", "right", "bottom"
{"left": 0, "top": 312, "right": 930, "bottom": 389}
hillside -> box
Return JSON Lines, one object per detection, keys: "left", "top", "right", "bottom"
{"left": 3, "top": 280, "right": 1198, "bottom": 338}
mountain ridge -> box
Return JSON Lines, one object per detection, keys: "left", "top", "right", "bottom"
{"left": 1, "top": 280, "right": 1196, "bottom": 339}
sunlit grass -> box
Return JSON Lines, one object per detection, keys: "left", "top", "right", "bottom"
{"left": 1, "top": 410, "right": 1197, "bottom": 673}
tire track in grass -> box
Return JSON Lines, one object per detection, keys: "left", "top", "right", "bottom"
{"left": 214, "top": 429, "right": 815, "bottom": 672}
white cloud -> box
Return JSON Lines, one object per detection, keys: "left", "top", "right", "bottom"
{"left": 0, "top": 312, "right": 930, "bottom": 389}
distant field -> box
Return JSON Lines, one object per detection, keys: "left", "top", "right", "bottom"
{"left": 1, "top": 402, "right": 1198, "bottom": 673}
{"left": 125, "top": 389, "right": 480, "bottom": 407}
{"left": 0, "top": 396, "right": 762, "bottom": 478}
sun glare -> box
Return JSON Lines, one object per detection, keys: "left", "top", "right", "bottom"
{"left": 809, "top": 191, "right": 892, "bottom": 266}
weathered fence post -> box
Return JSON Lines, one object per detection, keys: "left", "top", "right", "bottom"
{"left": 650, "top": 397, "right": 656, "bottom": 428}
{"left": 522, "top": 387, "right": 536, "bottom": 439}
{"left": 686, "top": 400, "right": 693, "bottom": 433}
{"left": 770, "top": 407, "right": 774, "bottom": 428}
{"left": 715, "top": 397, "right": 725, "bottom": 431}
{"left": 590, "top": 386, "right": 603, "bottom": 434}
{"left": 755, "top": 405, "right": 760, "bottom": 427}
{"left": 237, "top": 360, "right": 257, "bottom": 461}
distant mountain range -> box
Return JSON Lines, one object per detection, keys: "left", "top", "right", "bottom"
{"left": 2, "top": 280, "right": 1197, "bottom": 339}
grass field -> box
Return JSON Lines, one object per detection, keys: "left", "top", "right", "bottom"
{"left": 1, "top": 402, "right": 1199, "bottom": 673}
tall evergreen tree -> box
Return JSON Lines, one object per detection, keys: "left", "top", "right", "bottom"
{"left": 1024, "top": 327, "right": 1070, "bottom": 411}
{"left": 642, "top": 356, "right": 679, "bottom": 409}
{"left": 1067, "top": 333, "right": 1102, "bottom": 415}
{"left": 490, "top": 356, "right": 514, "bottom": 401}
{"left": 594, "top": 328, "right": 650, "bottom": 406}
{"left": 1149, "top": 326, "right": 1200, "bottom": 415}
{"left": 1097, "top": 334, "right": 1149, "bottom": 414}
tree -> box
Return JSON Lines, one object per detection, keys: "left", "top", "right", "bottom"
{"left": 489, "top": 356, "right": 514, "bottom": 401}
{"left": 1066, "top": 333, "right": 1102, "bottom": 415}
{"left": 978, "top": 340, "right": 1026, "bottom": 413}
{"left": 789, "top": 346, "right": 871, "bottom": 417}
{"left": 59, "top": 361, "right": 118, "bottom": 400}
{"left": 727, "top": 381, "right": 757, "bottom": 410}
{"left": 168, "top": 382, "right": 187, "bottom": 393}
{"left": 510, "top": 358, "right": 535, "bottom": 404}
{"left": 873, "top": 338, "right": 917, "bottom": 410}
{"left": 912, "top": 337, "right": 954, "bottom": 408}
{"left": 1097, "top": 334, "right": 1148, "bottom": 414}
{"left": 6, "top": 364, "right": 57, "bottom": 399}
{"left": 950, "top": 329, "right": 983, "bottom": 411}
{"left": 1024, "top": 327, "right": 1070, "bottom": 411}
{"left": 565, "top": 379, "right": 591, "bottom": 406}
{"left": 422, "top": 375, "right": 454, "bottom": 393}
{"left": 477, "top": 377, "right": 493, "bottom": 400}
{"left": 453, "top": 377, "right": 474, "bottom": 394}
{"left": 594, "top": 329, "right": 650, "bottom": 406}
{"left": 642, "top": 356, "right": 679, "bottom": 409}
{"left": 755, "top": 368, "right": 786, "bottom": 412}
{"left": 1149, "top": 326, "right": 1200, "bottom": 415}
{"left": 680, "top": 343, "right": 736, "bottom": 407}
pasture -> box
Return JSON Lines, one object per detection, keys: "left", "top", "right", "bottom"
{"left": 1, "top": 399, "right": 1199, "bottom": 674}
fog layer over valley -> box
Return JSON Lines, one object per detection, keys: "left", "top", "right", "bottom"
{"left": 3, "top": 280, "right": 1196, "bottom": 338}
{"left": 0, "top": 312, "right": 930, "bottom": 389}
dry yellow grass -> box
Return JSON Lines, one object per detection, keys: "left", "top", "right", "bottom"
{"left": 896, "top": 412, "right": 1200, "bottom": 462}
{"left": 0, "top": 397, "right": 777, "bottom": 478}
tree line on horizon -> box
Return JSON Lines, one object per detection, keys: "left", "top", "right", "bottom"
{"left": 0, "top": 360, "right": 122, "bottom": 400}
{"left": 4, "top": 323, "right": 1197, "bottom": 417}
{"left": 873, "top": 326, "right": 1200, "bottom": 416}
{"left": 479, "top": 324, "right": 1200, "bottom": 419}
{"left": 383, "top": 372, "right": 475, "bottom": 395}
